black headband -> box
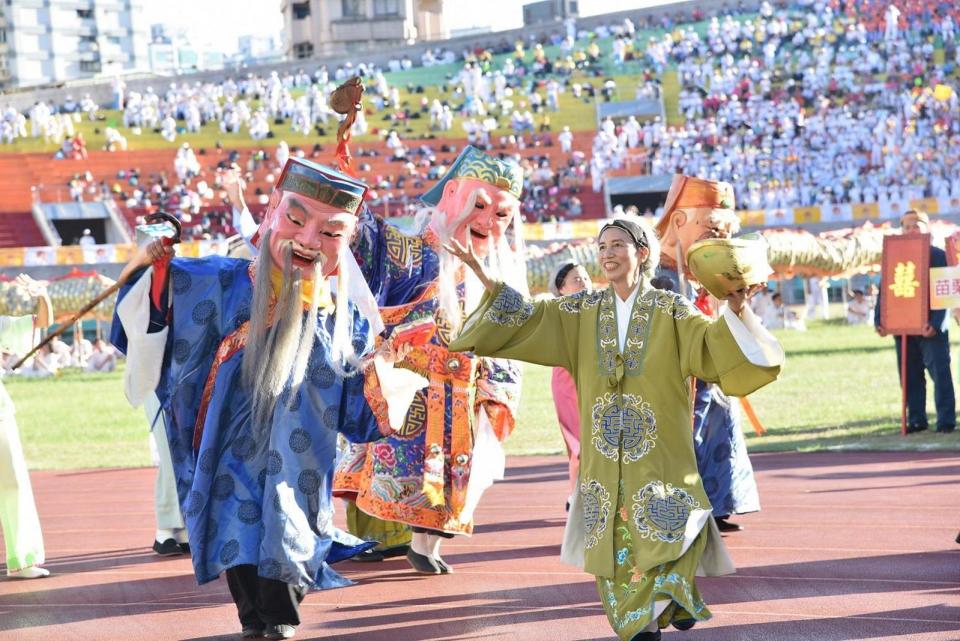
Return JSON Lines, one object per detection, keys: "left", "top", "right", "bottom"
{"left": 554, "top": 262, "right": 578, "bottom": 292}
{"left": 599, "top": 219, "right": 649, "bottom": 248}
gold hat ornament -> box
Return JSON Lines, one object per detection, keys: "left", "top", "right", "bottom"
{"left": 687, "top": 232, "right": 773, "bottom": 299}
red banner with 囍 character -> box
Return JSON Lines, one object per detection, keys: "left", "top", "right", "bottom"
{"left": 880, "top": 234, "right": 929, "bottom": 335}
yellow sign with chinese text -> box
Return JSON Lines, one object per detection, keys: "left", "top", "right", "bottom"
{"left": 851, "top": 203, "right": 880, "bottom": 220}
{"left": 888, "top": 261, "right": 920, "bottom": 298}
{"left": 930, "top": 266, "right": 960, "bottom": 309}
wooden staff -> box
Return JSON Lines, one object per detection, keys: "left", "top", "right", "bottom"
{"left": 12, "top": 212, "right": 181, "bottom": 371}
{"left": 900, "top": 334, "right": 908, "bottom": 436}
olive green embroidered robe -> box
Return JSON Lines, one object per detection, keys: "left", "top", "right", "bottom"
{"left": 449, "top": 282, "right": 781, "bottom": 638}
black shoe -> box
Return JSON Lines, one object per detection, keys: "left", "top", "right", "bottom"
{"left": 241, "top": 625, "right": 264, "bottom": 638}
{"left": 406, "top": 548, "right": 441, "bottom": 575}
{"left": 178, "top": 542, "right": 191, "bottom": 555}
{"left": 936, "top": 425, "right": 956, "bottom": 433}
{"left": 353, "top": 548, "right": 385, "bottom": 562}
{"left": 672, "top": 618, "right": 696, "bottom": 630}
{"left": 435, "top": 557, "right": 454, "bottom": 574}
{"left": 380, "top": 544, "right": 410, "bottom": 559}
{"left": 263, "top": 623, "right": 296, "bottom": 639}
{"left": 906, "top": 424, "right": 929, "bottom": 434}
{"left": 152, "top": 538, "right": 184, "bottom": 556}
{"left": 715, "top": 517, "right": 743, "bottom": 532}
{"left": 630, "top": 631, "right": 661, "bottom": 641}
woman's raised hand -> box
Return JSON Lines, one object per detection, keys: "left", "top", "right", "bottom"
{"left": 443, "top": 237, "right": 496, "bottom": 292}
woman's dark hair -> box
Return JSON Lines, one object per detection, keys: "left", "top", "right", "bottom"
{"left": 554, "top": 262, "right": 578, "bottom": 292}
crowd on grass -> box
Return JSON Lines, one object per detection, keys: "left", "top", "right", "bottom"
{"left": 2, "top": 334, "right": 117, "bottom": 377}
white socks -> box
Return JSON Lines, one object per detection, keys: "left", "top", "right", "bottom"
{"left": 426, "top": 534, "right": 444, "bottom": 563}
{"left": 7, "top": 566, "right": 50, "bottom": 579}
{"left": 410, "top": 531, "right": 431, "bottom": 557}
{"left": 410, "top": 531, "right": 445, "bottom": 563}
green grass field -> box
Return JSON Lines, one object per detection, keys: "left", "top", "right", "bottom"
{"left": 11, "top": 319, "right": 957, "bottom": 471}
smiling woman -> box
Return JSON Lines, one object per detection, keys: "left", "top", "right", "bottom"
{"left": 446, "top": 216, "right": 784, "bottom": 641}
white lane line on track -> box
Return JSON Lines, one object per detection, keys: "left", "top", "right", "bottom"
{"left": 22, "top": 566, "right": 960, "bottom": 587}
{"left": 2, "top": 601, "right": 956, "bottom": 626}
{"left": 40, "top": 541, "right": 960, "bottom": 556}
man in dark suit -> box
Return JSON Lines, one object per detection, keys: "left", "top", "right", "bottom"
{"left": 876, "top": 209, "right": 956, "bottom": 433}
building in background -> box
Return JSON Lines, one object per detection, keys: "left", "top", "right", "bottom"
{"left": 0, "top": 6, "right": 10, "bottom": 90}
{"left": 522, "top": 0, "right": 579, "bottom": 26}
{"left": 238, "top": 34, "right": 281, "bottom": 64}
{"left": 148, "top": 23, "right": 224, "bottom": 74}
{"left": 4, "top": 0, "right": 148, "bottom": 88}
{"left": 281, "top": 0, "right": 448, "bottom": 59}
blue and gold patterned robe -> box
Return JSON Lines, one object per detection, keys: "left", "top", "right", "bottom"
{"left": 335, "top": 211, "right": 521, "bottom": 535}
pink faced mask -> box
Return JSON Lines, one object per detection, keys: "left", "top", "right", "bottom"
{"left": 442, "top": 178, "right": 520, "bottom": 253}
{"left": 256, "top": 191, "right": 357, "bottom": 279}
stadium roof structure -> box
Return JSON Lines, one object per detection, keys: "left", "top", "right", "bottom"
{"left": 596, "top": 98, "right": 664, "bottom": 123}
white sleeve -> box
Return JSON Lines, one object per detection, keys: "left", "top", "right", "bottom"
{"left": 721, "top": 304, "right": 785, "bottom": 368}
{"left": 233, "top": 205, "right": 259, "bottom": 254}
{"left": 116, "top": 266, "right": 168, "bottom": 407}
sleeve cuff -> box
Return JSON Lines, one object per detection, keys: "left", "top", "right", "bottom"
{"left": 722, "top": 304, "right": 785, "bottom": 368}
{"left": 234, "top": 206, "right": 259, "bottom": 253}
{"left": 371, "top": 356, "right": 428, "bottom": 432}
{"left": 116, "top": 266, "right": 167, "bottom": 407}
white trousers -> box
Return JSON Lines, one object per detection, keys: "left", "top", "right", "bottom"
{"left": 144, "top": 393, "right": 185, "bottom": 532}
{"left": 0, "top": 410, "right": 44, "bottom": 572}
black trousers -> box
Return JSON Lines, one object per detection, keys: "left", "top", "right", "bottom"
{"left": 411, "top": 526, "right": 454, "bottom": 539}
{"left": 225, "top": 564, "right": 307, "bottom": 628}
{"left": 894, "top": 333, "right": 956, "bottom": 429}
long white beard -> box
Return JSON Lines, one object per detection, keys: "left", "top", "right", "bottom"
{"left": 428, "top": 209, "right": 528, "bottom": 334}
{"left": 242, "top": 231, "right": 322, "bottom": 429}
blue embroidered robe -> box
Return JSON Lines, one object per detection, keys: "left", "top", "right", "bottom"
{"left": 111, "top": 256, "right": 379, "bottom": 589}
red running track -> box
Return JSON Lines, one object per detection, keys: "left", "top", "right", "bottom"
{"left": 1, "top": 452, "right": 958, "bottom": 641}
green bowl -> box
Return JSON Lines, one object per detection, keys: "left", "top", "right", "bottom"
{"left": 687, "top": 233, "right": 772, "bottom": 299}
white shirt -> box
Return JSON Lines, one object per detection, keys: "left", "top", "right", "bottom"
{"left": 614, "top": 284, "right": 641, "bottom": 352}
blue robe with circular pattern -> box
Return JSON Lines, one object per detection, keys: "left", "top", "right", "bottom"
{"left": 111, "top": 256, "right": 379, "bottom": 588}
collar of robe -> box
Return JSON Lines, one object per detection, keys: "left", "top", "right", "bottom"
{"left": 598, "top": 281, "right": 654, "bottom": 389}
{"left": 269, "top": 266, "right": 335, "bottom": 312}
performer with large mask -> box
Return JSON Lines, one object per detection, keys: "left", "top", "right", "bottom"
{"left": 334, "top": 145, "right": 527, "bottom": 574}
{"left": 112, "top": 159, "right": 389, "bottom": 640}
{"left": 655, "top": 174, "right": 761, "bottom": 532}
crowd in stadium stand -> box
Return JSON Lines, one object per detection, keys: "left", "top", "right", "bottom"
{"left": 592, "top": 0, "right": 960, "bottom": 211}
{"left": 1, "top": 0, "right": 958, "bottom": 228}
